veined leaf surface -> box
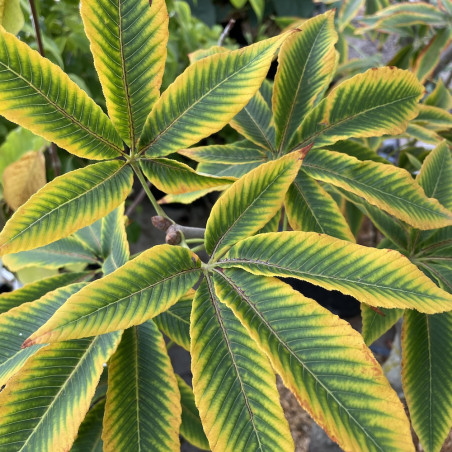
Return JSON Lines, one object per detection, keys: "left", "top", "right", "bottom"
{"left": 23, "top": 245, "right": 201, "bottom": 344}
{"left": 218, "top": 232, "right": 452, "bottom": 313}
{"left": 273, "top": 11, "right": 338, "bottom": 151}
{"left": 302, "top": 149, "right": 452, "bottom": 229}
{"left": 103, "top": 321, "right": 181, "bottom": 451}
{"left": 140, "top": 158, "right": 234, "bottom": 195}
{"left": 139, "top": 34, "right": 287, "bottom": 157}
{"left": 290, "top": 67, "right": 423, "bottom": 149}
{"left": 191, "top": 276, "right": 293, "bottom": 451}
{"left": 402, "top": 310, "right": 452, "bottom": 452}
{"left": 214, "top": 269, "right": 414, "bottom": 452}
{"left": 205, "top": 151, "right": 302, "bottom": 259}
{"left": 414, "top": 105, "right": 452, "bottom": 130}
{"left": 197, "top": 161, "right": 261, "bottom": 178}
{"left": 0, "top": 161, "right": 133, "bottom": 256}
{"left": 285, "top": 170, "right": 355, "bottom": 241}
{"left": 361, "top": 305, "right": 404, "bottom": 346}
{"left": 0, "top": 282, "right": 85, "bottom": 387}
{"left": 0, "top": 28, "right": 123, "bottom": 159}
{"left": 0, "top": 331, "right": 121, "bottom": 452}
{"left": 81, "top": 0, "right": 168, "bottom": 144}
{"left": 71, "top": 400, "right": 105, "bottom": 452}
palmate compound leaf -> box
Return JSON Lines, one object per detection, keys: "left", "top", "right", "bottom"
{"left": 0, "top": 331, "right": 122, "bottom": 452}
{"left": 205, "top": 150, "right": 303, "bottom": 259}
{"left": 0, "top": 282, "right": 86, "bottom": 387}
{"left": 213, "top": 269, "right": 414, "bottom": 452}
{"left": 218, "top": 232, "right": 452, "bottom": 313}
{"left": 139, "top": 33, "right": 289, "bottom": 157}
{"left": 301, "top": 148, "right": 452, "bottom": 230}
{"left": 103, "top": 321, "right": 181, "bottom": 451}
{"left": 81, "top": 0, "right": 168, "bottom": 144}
{"left": 0, "top": 161, "right": 133, "bottom": 256}
{"left": 23, "top": 245, "right": 201, "bottom": 345}
{"left": 273, "top": 10, "right": 338, "bottom": 152}
{"left": 0, "top": 28, "right": 123, "bottom": 160}
{"left": 289, "top": 67, "right": 424, "bottom": 150}
{"left": 191, "top": 276, "right": 294, "bottom": 451}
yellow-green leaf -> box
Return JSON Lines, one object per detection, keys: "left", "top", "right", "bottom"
{"left": 414, "top": 105, "right": 452, "bottom": 130}
{"left": 140, "top": 158, "right": 234, "bottom": 195}
{"left": 197, "top": 161, "right": 261, "bottom": 178}
{"left": 71, "top": 399, "right": 105, "bottom": 452}
{"left": 273, "top": 11, "right": 338, "bottom": 151}
{"left": 23, "top": 245, "right": 201, "bottom": 344}
{"left": 159, "top": 185, "right": 231, "bottom": 205}
{"left": 425, "top": 79, "right": 452, "bottom": 110}
{"left": 285, "top": 170, "right": 355, "bottom": 241}
{"left": 213, "top": 269, "right": 414, "bottom": 452}
{"left": 361, "top": 304, "right": 403, "bottom": 346}
{"left": 402, "top": 310, "right": 452, "bottom": 452}
{"left": 139, "top": 33, "right": 288, "bottom": 157}
{"left": 0, "top": 0, "right": 24, "bottom": 34}
{"left": 0, "top": 28, "right": 123, "bottom": 160}
{"left": 81, "top": 0, "right": 168, "bottom": 144}
{"left": 219, "top": 231, "right": 452, "bottom": 313}
{"left": 191, "top": 276, "right": 294, "bottom": 451}
{"left": 103, "top": 321, "right": 181, "bottom": 451}
{"left": 302, "top": 148, "right": 452, "bottom": 229}
{"left": 0, "top": 161, "right": 133, "bottom": 256}
{"left": 0, "top": 331, "right": 122, "bottom": 452}
{"left": 205, "top": 151, "right": 302, "bottom": 259}
{"left": 290, "top": 67, "right": 423, "bottom": 150}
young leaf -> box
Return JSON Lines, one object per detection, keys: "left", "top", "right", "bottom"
{"left": 402, "top": 310, "right": 452, "bottom": 452}
{"left": 302, "top": 149, "right": 452, "bottom": 229}
{"left": 0, "top": 28, "right": 123, "bottom": 160}
{"left": 81, "top": 0, "right": 168, "bottom": 144}
{"left": 177, "top": 376, "right": 209, "bottom": 451}
{"left": 285, "top": 170, "right": 355, "bottom": 241}
{"left": 103, "top": 321, "right": 181, "bottom": 451}
{"left": 290, "top": 67, "right": 423, "bottom": 149}
{"left": 140, "top": 158, "right": 234, "bottom": 195}
{"left": 213, "top": 269, "right": 414, "bottom": 452}
{"left": 23, "top": 245, "right": 201, "bottom": 344}
{"left": 273, "top": 11, "right": 338, "bottom": 151}
{"left": 218, "top": 231, "right": 452, "bottom": 313}
{"left": 0, "top": 282, "right": 86, "bottom": 387}
{"left": 205, "top": 151, "right": 302, "bottom": 259}
{"left": 139, "top": 33, "right": 288, "bottom": 157}
{"left": 230, "top": 90, "right": 276, "bottom": 152}
{"left": 71, "top": 400, "right": 105, "bottom": 452}
{"left": 0, "top": 331, "right": 122, "bottom": 452}
{"left": 361, "top": 305, "right": 403, "bottom": 346}
{"left": 0, "top": 161, "right": 133, "bottom": 256}
{"left": 191, "top": 277, "right": 294, "bottom": 451}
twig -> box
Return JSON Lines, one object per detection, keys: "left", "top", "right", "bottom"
{"left": 29, "top": 0, "right": 61, "bottom": 177}
{"left": 125, "top": 184, "right": 150, "bottom": 217}
{"left": 218, "top": 19, "right": 236, "bottom": 46}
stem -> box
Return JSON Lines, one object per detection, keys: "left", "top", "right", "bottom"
{"left": 185, "top": 238, "right": 205, "bottom": 244}
{"left": 191, "top": 243, "right": 206, "bottom": 254}
{"left": 131, "top": 162, "right": 172, "bottom": 220}
{"left": 29, "top": 0, "right": 61, "bottom": 177}
{"left": 218, "top": 18, "right": 236, "bottom": 46}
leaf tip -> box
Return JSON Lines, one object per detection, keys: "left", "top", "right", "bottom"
{"left": 21, "top": 337, "right": 35, "bottom": 349}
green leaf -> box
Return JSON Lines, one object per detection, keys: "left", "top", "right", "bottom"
{"left": 205, "top": 151, "right": 302, "bottom": 259}
{"left": 414, "top": 105, "right": 452, "bottom": 130}
{"left": 191, "top": 276, "right": 294, "bottom": 451}
{"left": 324, "top": 139, "right": 390, "bottom": 164}
{"left": 361, "top": 305, "right": 403, "bottom": 346}
{"left": 302, "top": 148, "right": 452, "bottom": 230}
{"left": 402, "top": 310, "right": 452, "bottom": 452}
{"left": 0, "top": 272, "right": 90, "bottom": 315}
{"left": 177, "top": 376, "right": 209, "bottom": 451}
{"left": 218, "top": 231, "right": 452, "bottom": 313}
{"left": 0, "top": 331, "right": 122, "bottom": 452}
{"left": 81, "top": 0, "right": 168, "bottom": 144}
{"left": 0, "top": 0, "right": 24, "bottom": 34}
{"left": 24, "top": 245, "right": 201, "bottom": 344}
{"left": 338, "top": 0, "right": 364, "bottom": 31}
{"left": 71, "top": 400, "right": 105, "bottom": 452}
{"left": 0, "top": 28, "right": 123, "bottom": 160}
{"left": 213, "top": 269, "right": 414, "bottom": 452}
{"left": 140, "top": 158, "right": 234, "bottom": 195}
{"left": 0, "top": 282, "right": 86, "bottom": 387}
{"left": 139, "top": 33, "right": 287, "bottom": 157}
{"left": 0, "top": 161, "right": 133, "bottom": 256}
{"left": 197, "top": 161, "right": 261, "bottom": 178}
{"left": 103, "top": 321, "right": 181, "bottom": 451}
{"left": 285, "top": 170, "right": 355, "bottom": 241}
{"left": 180, "top": 140, "right": 266, "bottom": 164}
{"left": 154, "top": 290, "right": 193, "bottom": 351}
{"left": 425, "top": 79, "right": 452, "bottom": 110}
{"left": 273, "top": 11, "right": 338, "bottom": 152}
{"left": 290, "top": 67, "right": 424, "bottom": 149}
{"left": 159, "top": 185, "right": 231, "bottom": 205}
{"left": 230, "top": 90, "right": 276, "bottom": 152}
